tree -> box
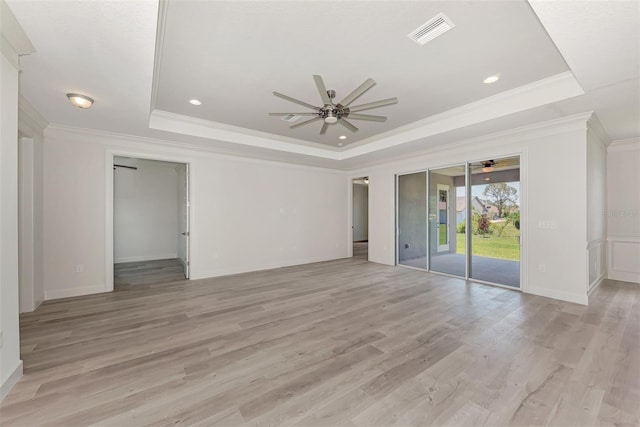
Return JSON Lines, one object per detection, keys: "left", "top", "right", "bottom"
{"left": 483, "top": 183, "right": 517, "bottom": 218}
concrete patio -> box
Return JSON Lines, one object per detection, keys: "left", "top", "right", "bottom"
{"left": 400, "top": 253, "right": 520, "bottom": 288}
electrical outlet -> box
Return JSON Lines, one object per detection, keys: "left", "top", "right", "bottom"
{"left": 75, "top": 264, "right": 84, "bottom": 273}
{"left": 539, "top": 264, "right": 546, "bottom": 273}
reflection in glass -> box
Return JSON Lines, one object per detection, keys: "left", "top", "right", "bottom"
{"left": 397, "top": 172, "right": 427, "bottom": 269}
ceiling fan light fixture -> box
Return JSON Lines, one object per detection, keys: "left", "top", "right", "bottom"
{"left": 324, "top": 111, "right": 338, "bottom": 124}
{"left": 482, "top": 166, "right": 494, "bottom": 173}
{"left": 66, "top": 93, "right": 94, "bottom": 109}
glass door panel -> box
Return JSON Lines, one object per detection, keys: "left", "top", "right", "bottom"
{"left": 397, "top": 172, "right": 427, "bottom": 269}
{"left": 429, "top": 165, "right": 466, "bottom": 277}
{"left": 469, "top": 156, "right": 521, "bottom": 287}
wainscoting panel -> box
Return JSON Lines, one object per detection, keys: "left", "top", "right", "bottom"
{"left": 607, "top": 237, "right": 640, "bottom": 284}
{"left": 588, "top": 238, "right": 607, "bottom": 293}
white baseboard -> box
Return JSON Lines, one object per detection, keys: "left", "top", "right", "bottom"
{"left": 1, "top": 360, "right": 23, "bottom": 402}
{"left": 190, "top": 254, "right": 347, "bottom": 281}
{"left": 114, "top": 254, "right": 177, "bottom": 263}
{"left": 525, "top": 286, "right": 588, "bottom": 305}
{"left": 608, "top": 271, "right": 640, "bottom": 284}
{"left": 45, "top": 284, "right": 106, "bottom": 301}
{"left": 588, "top": 273, "right": 607, "bottom": 295}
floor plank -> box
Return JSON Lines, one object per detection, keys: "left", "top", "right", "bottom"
{"left": 1, "top": 259, "right": 638, "bottom": 426}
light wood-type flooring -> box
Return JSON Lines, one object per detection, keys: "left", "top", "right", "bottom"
{"left": 114, "top": 258, "right": 186, "bottom": 288}
{"left": 1, "top": 258, "right": 638, "bottom": 426}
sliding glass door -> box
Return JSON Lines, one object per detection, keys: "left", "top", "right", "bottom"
{"left": 429, "top": 165, "right": 466, "bottom": 277}
{"left": 469, "top": 156, "right": 521, "bottom": 287}
{"left": 397, "top": 172, "right": 427, "bottom": 269}
{"left": 396, "top": 156, "right": 521, "bottom": 288}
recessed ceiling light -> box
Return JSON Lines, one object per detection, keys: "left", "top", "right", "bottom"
{"left": 484, "top": 177, "right": 491, "bottom": 181}
{"left": 483, "top": 75, "right": 500, "bottom": 84}
{"left": 66, "top": 93, "right": 94, "bottom": 109}
{"left": 189, "top": 99, "right": 202, "bottom": 106}
{"left": 339, "top": 135, "right": 347, "bottom": 140}
{"left": 337, "top": 142, "right": 344, "bottom": 147}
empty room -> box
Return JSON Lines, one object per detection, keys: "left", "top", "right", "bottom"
{"left": 1, "top": 1, "right": 639, "bottom": 426}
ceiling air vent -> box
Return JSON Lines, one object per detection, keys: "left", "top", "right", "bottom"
{"left": 281, "top": 114, "right": 302, "bottom": 123}
{"left": 407, "top": 13, "right": 455, "bottom": 46}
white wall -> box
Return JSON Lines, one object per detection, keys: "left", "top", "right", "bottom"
{"left": 0, "top": 0, "right": 33, "bottom": 399}
{"left": 43, "top": 126, "right": 349, "bottom": 299}
{"left": 607, "top": 138, "right": 640, "bottom": 283}
{"left": 17, "top": 98, "right": 46, "bottom": 314}
{"left": 352, "top": 182, "right": 368, "bottom": 242}
{"left": 586, "top": 126, "right": 607, "bottom": 292}
{"left": 114, "top": 158, "right": 179, "bottom": 263}
{"left": 356, "top": 113, "right": 595, "bottom": 304}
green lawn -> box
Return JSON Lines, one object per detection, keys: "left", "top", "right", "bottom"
{"left": 456, "top": 222, "right": 520, "bottom": 260}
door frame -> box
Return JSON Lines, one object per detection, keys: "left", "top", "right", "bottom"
{"left": 348, "top": 175, "right": 371, "bottom": 260}
{"left": 394, "top": 152, "right": 526, "bottom": 292}
{"left": 436, "top": 183, "right": 450, "bottom": 252}
{"left": 105, "top": 150, "right": 194, "bottom": 292}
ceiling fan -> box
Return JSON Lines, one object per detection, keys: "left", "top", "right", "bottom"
{"left": 470, "top": 158, "right": 520, "bottom": 173}
{"left": 269, "top": 75, "right": 398, "bottom": 134}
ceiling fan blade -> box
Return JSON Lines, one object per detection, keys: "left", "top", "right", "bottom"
{"left": 268, "top": 112, "right": 319, "bottom": 116}
{"left": 313, "top": 75, "right": 332, "bottom": 105}
{"left": 348, "top": 97, "right": 398, "bottom": 113}
{"left": 290, "top": 117, "right": 323, "bottom": 129}
{"left": 273, "top": 92, "right": 320, "bottom": 111}
{"left": 346, "top": 113, "right": 387, "bottom": 122}
{"left": 338, "top": 78, "right": 376, "bottom": 107}
{"left": 320, "top": 122, "right": 329, "bottom": 135}
{"left": 338, "top": 118, "right": 358, "bottom": 133}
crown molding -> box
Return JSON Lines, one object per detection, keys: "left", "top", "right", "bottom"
{"left": 149, "top": 0, "right": 167, "bottom": 114}
{"left": 1, "top": 0, "right": 35, "bottom": 67}
{"left": 18, "top": 95, "right": 49, "bottom": 134}
{"left": 148, "top": 71, "right": 584, "bottom": 162}
{"left": 586, "top": 112, "right": 612, "bottom": 147}
{"left": 341, "top": 71, "right": 584, "bottom": 159}
{"left": 44, "top": 124, "right": 347, "bottom": 173}
{"left": 608, "top": 137, "right": 640, "bottom": 152}
{"left": 149, "top": 109, "right": 342, "bottom": 160}
{"left": 347, "top": 111, "right": 594, "bottom": 170}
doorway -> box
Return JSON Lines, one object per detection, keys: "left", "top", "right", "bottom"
{"left": 112, "top": 157, "right": 190, "bottom": 288}
{"left": 352, "top": 177, "right": 369, "bottom": 260}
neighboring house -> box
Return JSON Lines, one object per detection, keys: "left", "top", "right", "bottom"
{"left": 456, "top": 196, "right": 493, "bottom": 224}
